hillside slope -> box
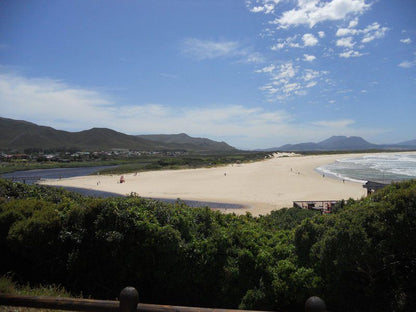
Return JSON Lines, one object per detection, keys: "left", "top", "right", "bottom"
{"left": 0, "top": 117, "right": 236, "bottom": 152}
{"left": 137, "top": 133, "right": 236, "bottom": 152}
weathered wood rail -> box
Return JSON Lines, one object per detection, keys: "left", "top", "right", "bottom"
{"left": 293, "top": 200, "right": 338, "bottom": 213}
{"left": 0, "top": 287, "right": 326, "bottom": 312}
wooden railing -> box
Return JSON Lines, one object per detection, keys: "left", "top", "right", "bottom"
{"left": 0, "top": 287, "right": 327, "bottom": 312}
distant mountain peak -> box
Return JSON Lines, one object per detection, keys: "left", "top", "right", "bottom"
{"left": 276, "top": 135, "right": 381, "bottom": 152}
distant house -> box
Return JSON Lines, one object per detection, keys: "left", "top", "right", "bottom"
{"left": 4, "top": 154, "right": 30, "bottom": 160}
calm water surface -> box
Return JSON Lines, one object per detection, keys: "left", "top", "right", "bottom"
{"left": 1, "top": 166, "right": 117, "bottom": 184}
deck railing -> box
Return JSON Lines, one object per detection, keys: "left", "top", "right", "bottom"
{"left": 0, "top": 287, "right": 326, "bottom": 312}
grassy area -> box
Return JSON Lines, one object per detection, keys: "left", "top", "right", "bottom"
{"left": 0, "top": 275, "right": 75, "bottom": 312}
{"left": 97, "top": 152, "right": 271, "bottom": 174}
{"left": 0, "top": 160, "right": 124, "bottom": 175}
{"left": 0, "top": 152, "right": 271, "bottom": 176}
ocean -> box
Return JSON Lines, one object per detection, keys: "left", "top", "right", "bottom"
{"left": 316, "top": 153, "right": 416, "bottom": 183}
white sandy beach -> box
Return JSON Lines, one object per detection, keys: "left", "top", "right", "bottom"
{"left": 39, "top": 152, "right": 380, "bottom": 215}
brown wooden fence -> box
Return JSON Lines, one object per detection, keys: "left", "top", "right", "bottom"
{"left": 0, "top": 287, "right": 326, "bottom": 312}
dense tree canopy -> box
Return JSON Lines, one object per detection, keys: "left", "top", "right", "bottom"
{"left": 1, "top": 179, "right": 415, "bottom": 311}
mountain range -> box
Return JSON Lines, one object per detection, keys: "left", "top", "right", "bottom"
{"left": 0, "top": 117, "right": 236, "bottom": 153}
{"left": 2, "top": 117, "right": 415, "bottom": 153}
{"left": 274, "top": 136, "right": 416, "bottom": 152}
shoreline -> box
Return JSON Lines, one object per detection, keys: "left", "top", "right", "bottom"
{"left": 48, "top": 185, "right": 247, "bottom": 209}
{"left": 39, "top": 152, "right": 385, "bottom": 215}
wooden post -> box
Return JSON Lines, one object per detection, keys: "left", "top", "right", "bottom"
{"left": 305, "top": 296, "right": 326, "bottom": 312}
{"left": 119, "top": 287, "right": 139, "bottom": 312}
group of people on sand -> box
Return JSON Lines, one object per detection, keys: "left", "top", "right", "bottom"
{"left": 290, "top": 168, "right": 301, "bottom": 175}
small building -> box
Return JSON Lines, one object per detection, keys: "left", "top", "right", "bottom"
{"left": 363, "top": 181, "right": 390, "bottom": 196}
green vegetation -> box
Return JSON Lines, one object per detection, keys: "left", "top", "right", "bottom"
{"left": 0, "top": 275, "right": 75, "bottom": 312}
{"left": 98, "top": 152, "right": 271, "bottom": 174}
{"left": 1, "top": 179, "right": 415, "bottom": 311}
{"left": 0, "top": 275, "right": 72, "bottom": 298}
{"left": 0, "top": 160, "right": 122, "bottom": 175}
{"left": 0, "top": 152, "right": 271, "bottom": 175}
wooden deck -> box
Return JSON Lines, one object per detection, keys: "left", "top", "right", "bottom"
{"left": 293, "top": 200, "right": 339, "bottom": 213}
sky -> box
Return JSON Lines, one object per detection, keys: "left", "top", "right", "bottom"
{"left": 0, "top": 0, "right": 415, "bottom": 150}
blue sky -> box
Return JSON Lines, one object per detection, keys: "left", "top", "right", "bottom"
{"left": 0, "top": 0, "right": 415, "bottom": 149}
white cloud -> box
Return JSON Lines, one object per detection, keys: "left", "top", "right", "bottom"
{"left": 302, "top": 33, "right": 318, "bottom": 46}
{"left": 256, "top": 64, "right": 276, "bottom": 73}
{"left": 282, "top": 82, "right": 301, "bottom": 94}
{"left": 361, "top": 22, "right": 388, "bottom": 43}
{"left": 312, "top": 119, "right": 355, "bottom": 128}
{"left": 0, "top": 72, "right": 113, "bottom": 130}
{"left": 400, "top": 38, "right": 412, "bottom": 44}
{"left": 318, "top": 31, "right": 325, "bottom": 38}
{"left": 182, "top": 38, "right": 239, "bottom": 59}
{"left": 271, "top": 35, "right": 301, "bottom": 50}
{"left": 336, "top": 27, "right": 357, "bottom": 37}
{"left": 336, "top": 22, "right": 388, "bottom": 43}
{"left": 248, "top": 0, "right": 281, "bottom": 14}
{"left": 251, "top": 6, "right": 264, "bottom": 13}
{"left": 303, "top": 54, "right": 316, "bottom": 61}
{"left": 272, "top": 0, "right": 370, "bottom": 28}
{"left": 335, "top": 22, "right": 387, "bottom": 58}
{"left": 242, "top": 51, "right": 266, "bottom": 64}
{"left": 181, "top": 38, "right": 263, "bottom": 63}
{"left": 273, "top": 33, "right": 319, "bottom": 49}
{"left": 348, "top": 17, "right": 359, "bottom": 28}
{"left": 398, "top": 60, "right": 416, "bottom": 68}
{"left": 271, "top": 42, "right": 284, "bottom": 50}
{"left": 339, "top": 50, "right": 363, "bottom": 58}
{"left": 271, "top": 63, "right": 297, "bottom": 82}
{"left": 257, "top": 62, "right": 327, "bottom": 99}
{"left": 305, "top": 81, "right": 317, "bottom": 88}
{"left": 303, "top": 69, "right": 320, "bottom": 81}
{"left": 336, "top": 36, "right": 355, "bottom": 48}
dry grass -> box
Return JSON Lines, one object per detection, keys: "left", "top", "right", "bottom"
{"left": 0, "top": 275, "right": 75, "bottom": 312}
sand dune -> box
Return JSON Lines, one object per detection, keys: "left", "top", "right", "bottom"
{"left": 40, "top": 153, "right": 369, "bottom": 215}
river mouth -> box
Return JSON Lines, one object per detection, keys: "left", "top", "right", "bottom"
{"left": 2, "top": 166, "right": 245, "bottom": 209}
{"left": 1, "top": 166, "right": 118, "bottom": 184}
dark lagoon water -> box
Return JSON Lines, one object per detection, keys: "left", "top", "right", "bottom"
{"left": 1, "top": 166, "right": 118, "bottom": 184}
{"left": 2, "top": 166, "right": 244, "bottom": 209}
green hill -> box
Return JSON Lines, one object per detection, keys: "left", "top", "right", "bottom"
{"left": 137, "top": 133, "right": 236, "bottom": 152}
{"left": 0, "top": 117, "right": 236, "bottom": 152}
